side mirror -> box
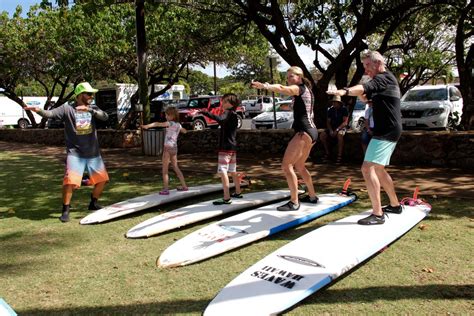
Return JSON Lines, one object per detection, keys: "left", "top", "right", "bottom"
{"left": 450, "top": 95, "right": 460, "bottom": 101}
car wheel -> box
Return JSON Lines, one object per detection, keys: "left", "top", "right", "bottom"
{"left": 192, "top": 119, "right": 206, "bottom": 130}
{"left": 17, "top": 119, "right": 29, "bottom": 129}
{"left": 237, "top": 115, "right": 243, "bottom": 129}
{"left": 447, "top": 113, "right": 459, "bottom": 131}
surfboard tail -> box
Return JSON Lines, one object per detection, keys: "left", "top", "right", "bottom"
{"left": 400, "top": 187, "right": 431, "bottom": 209}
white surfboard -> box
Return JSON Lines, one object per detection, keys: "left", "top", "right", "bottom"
{"left": 126, "top": 189, "right": 294, "bottom": 238}
{"left": 157, "top": 193, "right": 356, "bottom": 268}
{"left": 204, "top": 201, "right": 431, "bottom": 316}
{"left": 80, "top": 183, "right": 246, "bottom": 225}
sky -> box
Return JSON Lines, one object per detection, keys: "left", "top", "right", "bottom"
{"left": 0, "top": 0, "right": 317, "bottom": 78}
{"left": 0, "top": 0, "right": 39, "bottom": 16}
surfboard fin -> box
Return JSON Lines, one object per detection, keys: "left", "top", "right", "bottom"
{"left": 237, "top": 172, "right": 251, "bottom": 187}
{"left": 339, "top": 178, "right": 357, "bottom": 199}
{"left": 413, "top": 187, "right": 419, "bottom": 200}
{"left": 400, "top": 187, "right": 431, "bottom": 208}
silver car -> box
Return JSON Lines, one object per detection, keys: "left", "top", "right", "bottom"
{"left": 401, "top": 85, "right": 463, "bottom": 130}
{"left": 251, "top": 100, "right": 293, "bottom": 129}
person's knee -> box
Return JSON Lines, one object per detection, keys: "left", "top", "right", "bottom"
{"left": 361, "top": 163, "right": 371, "bottom": 175}
{"left": 281, "top": 162, "right": 293, "bottom": 174}
{"left": 294, "top": 163, "right": 307, "bottom": 174}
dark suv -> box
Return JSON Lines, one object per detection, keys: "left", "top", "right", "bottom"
{"left": 178, "top": 96, "right": 244, "bottom": 130}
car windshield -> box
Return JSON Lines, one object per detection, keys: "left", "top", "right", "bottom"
{"left": 403, "top": 88, "right": 447, "bottom": 102}
{"left": 175, "top": 100, "right": 188, "bottom": 108}
{"left": 354, "top": 101, "right": 366, "bottom": 111}
{"left": 186, "top": 98, "right": 209, "bottom": 108}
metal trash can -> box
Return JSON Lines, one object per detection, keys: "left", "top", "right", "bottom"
{"left": 142, "top": 129, "right": 165, "bottom": 156}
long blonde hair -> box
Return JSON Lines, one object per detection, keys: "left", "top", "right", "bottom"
{"left": 288, "top": 66, "right": 312, "bottom": 88}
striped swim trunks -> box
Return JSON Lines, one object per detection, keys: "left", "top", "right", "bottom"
{"left": 217, "top": 150, "right": 237, "bottom": 173}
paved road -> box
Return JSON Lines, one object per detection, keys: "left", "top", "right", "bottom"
{"left": 241, "top": 118, "right": 252, "bottom": 129}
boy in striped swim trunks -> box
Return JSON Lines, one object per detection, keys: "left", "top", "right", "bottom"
{"left": 200, "top": 93, "right": 243, "bottom": 205}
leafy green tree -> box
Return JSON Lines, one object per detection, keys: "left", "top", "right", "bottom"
{"left": 219, "top": 82, "right": 247, "bottom": 96}
{"left": 23, "top": 3, "right": 137, "bottom": 126}
{"left": 226, "top": 0, "right": 457, "bottom": 124}
{"left": 0, "top": 8, "right": 39, "bottom": 126}
{"left": 186, "top": 70, "right": 214, "bottom": 95}
{"left": 374, "top": 9, "right": 457, "bottom": 95}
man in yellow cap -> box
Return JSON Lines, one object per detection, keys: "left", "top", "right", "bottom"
{"left": 25, "top": 82, "right": 110, "bottom": 222}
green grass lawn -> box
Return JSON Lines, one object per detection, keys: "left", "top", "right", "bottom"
{"left": 0, "top": 150, "right": 472, "bottom": 315}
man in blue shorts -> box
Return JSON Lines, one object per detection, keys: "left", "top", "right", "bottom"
{"left": 26, "top": 82, "right": 109, "bottom": 222}
{"left": 327, "top": 50, "right": 403, "bottom": 225}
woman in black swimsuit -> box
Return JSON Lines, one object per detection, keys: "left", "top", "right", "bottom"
{"left": 251, "top": 66, "right": 318, "bottom": 211}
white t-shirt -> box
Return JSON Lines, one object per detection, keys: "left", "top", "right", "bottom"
{"left": 164, "top": 121, "right": 182, "bottom": 149}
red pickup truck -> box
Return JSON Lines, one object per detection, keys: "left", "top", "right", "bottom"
{"left": 178, "top": 95, "right": 244, "bottom": 130}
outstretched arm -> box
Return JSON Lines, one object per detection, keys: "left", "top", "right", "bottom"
{"left": 251, "top": 80, "right": 299, "bottom": 96}
{"left": 200, "top": 110, "right": 227, "bottom": 123}
{"left": 327, "top": 84, "right": 365, "bottom": 98}
{"left": 142, "top": 121, "right": 169, "bottom": 129}
{"left": 24, "top": 105, "right": 64, "bottom": 119}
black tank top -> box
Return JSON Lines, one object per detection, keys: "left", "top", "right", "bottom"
{"left": 292, "top": 84, "right": 317, "bottom": 134}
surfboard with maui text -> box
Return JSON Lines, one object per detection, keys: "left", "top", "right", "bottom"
{"left": 204, "top": 191, "right": 431, "bottom": 315}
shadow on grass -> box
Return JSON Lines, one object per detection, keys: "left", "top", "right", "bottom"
{"left": 19, "top": 284, "right": 473, "bottom": 315}
{"left": 20, "top": 299, "right": 209, "bottom": 315}
{"left": 302, "top": 284, "right": 474, "bottom": 306}
{"left": 0, "top": 230, "right": 85, "bottom": 277}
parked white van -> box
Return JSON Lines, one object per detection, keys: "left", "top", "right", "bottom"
{"left": 401, "top": 85, "right": 463, "bottom": 130}
{"left": 0, "top": 96, "right": 57, "bottom": 128}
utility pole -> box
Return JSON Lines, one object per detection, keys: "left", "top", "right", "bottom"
{"left": 266, "top": 52, "right": 278, "bottom": 128}
{"left": 213, "top": 60, "right": 217, "bottom": 95}
{"left": 136, "top": 0, "right": 148, "bottom": 115}
{"left": 135, "top": 0, "right": 148, "bottom": 152}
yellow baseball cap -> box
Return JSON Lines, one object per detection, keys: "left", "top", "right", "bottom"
{"left": 74, "top": 82, "right": 98, "bottom": 97}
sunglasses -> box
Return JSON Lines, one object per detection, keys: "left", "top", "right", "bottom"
{"left": 85, "top": 92, "right": 94, "bottom": 97}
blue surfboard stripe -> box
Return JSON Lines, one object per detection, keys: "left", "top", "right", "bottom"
{"left": 268, "top": 196, "right": 355, "bottom": 236}
{"left": 277, "top": 275, "right": 333, "bottom": 314}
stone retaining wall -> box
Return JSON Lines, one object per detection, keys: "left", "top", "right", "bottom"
{"left": 0, "top": 128, "right": 472, "bottom": 169}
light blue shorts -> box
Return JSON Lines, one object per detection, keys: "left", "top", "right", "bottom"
{"left": 364, "top": 138, "right": 397, "bottom": 166}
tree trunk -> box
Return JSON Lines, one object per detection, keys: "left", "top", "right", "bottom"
{"left": 456, "top": 2, "right": 473, "bottom": 129}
